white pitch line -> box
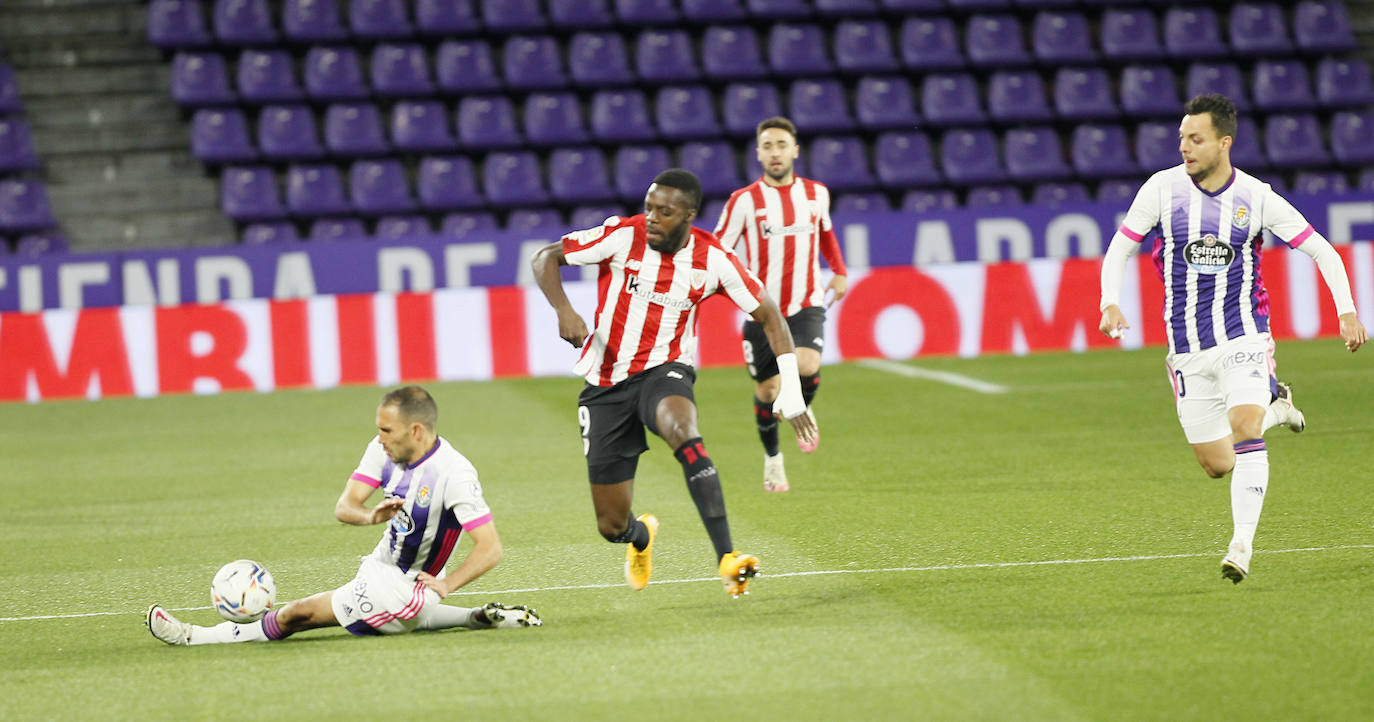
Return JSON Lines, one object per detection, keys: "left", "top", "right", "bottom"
{"left": 859, "top": 359, "right": 1009, "bottom": 394}
{"left": 3, "top": 544, "right": 1370, "bottom": 624}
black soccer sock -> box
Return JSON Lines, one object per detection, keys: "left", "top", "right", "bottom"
{"left": 674, "top": 437, "right": 733, "bottom": 560}
{"left": 754, "top": 396, "right": 780, "bottom": 457}
{"left": 800, "top": 372, "right": 820, "bottom": 408}
{"left": 609, "top": 514, "right": 652, "bottom": 552}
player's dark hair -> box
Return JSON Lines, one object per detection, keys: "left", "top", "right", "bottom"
{"left": 651, "top": 168, "right": 702, "bottom": 213}
{"left": 1184, "top": 94, "right": 1238, "bottom": 141}
{"left": 756, "top": 116, "right": 798, "bottom": 141}
{"left": 381, "top": 385, "right": 437, "bottom": 432}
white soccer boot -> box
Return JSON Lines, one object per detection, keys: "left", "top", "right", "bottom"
{"left": 146, "top": 604, "right": 193, "bottom": 646}
{"left": 1272, "top": 382, "right": 1305, "bottom": 433}
{"left": 481, "top": 602, "right": 542, "bottom": 628}
{"left": 763, "top": 453, "right": 789, "bottom": 493}
{"left": 1221, "top": 540, "right": 1252, "bottom": 584}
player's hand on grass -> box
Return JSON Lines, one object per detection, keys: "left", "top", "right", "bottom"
{"left": 416, "top": 571, "right": 448, "bottom": 598}
{"left": 1339, "top": 312, "right": 1366, "bottom": 352}
{"left": 557, "top": 309, "right": 589, "bottom": 348}
{"left": 1099, "top": 305, "right": 1128, "bottom": 340}
{"left": 368, "top": 496, "right": 405, "bottom": 525}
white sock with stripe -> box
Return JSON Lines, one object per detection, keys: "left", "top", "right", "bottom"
{"left": 1229, "top": 439, "right": 1268, "bottom": 549}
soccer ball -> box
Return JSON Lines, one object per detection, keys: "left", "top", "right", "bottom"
{"left": 210, "top": 559, "right": 277, "bottom": 623}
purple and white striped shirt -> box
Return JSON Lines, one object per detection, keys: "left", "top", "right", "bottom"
{"left": 1118, "top": 165, "right": 1316, "bottom": 354}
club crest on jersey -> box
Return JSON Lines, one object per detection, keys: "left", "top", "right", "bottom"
{"left": 1183, "top": 233, "right": 1236, "bottom": 274}
{"left": 416, "top": 485, "right": 432, "bottom": 508}
{"left": 1232, "top": 205, "right": 1250, "bottom": 228}
{"left": 690, "top": 268, "right": 707, "bottom": 289}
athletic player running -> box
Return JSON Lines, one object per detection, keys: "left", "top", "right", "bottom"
{"left": 714, "top": 116, "right": 848, "bottom": 492}
{"left": 1098, "top": 94, "right": 1366, "bottom": 583}
{"left": 531, "top": 169, "right": 816, "bottom": 597}
{"left": 146, "top": 386, "right": 541, "bottom": 645}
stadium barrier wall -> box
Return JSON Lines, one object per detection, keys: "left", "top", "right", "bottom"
{"left": 3, "top": 245, "right": 1372, "bottom": 403}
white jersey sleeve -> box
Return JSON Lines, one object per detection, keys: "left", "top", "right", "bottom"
{"left": 350, "top": 437, "right": 388, "bottom": 488}
{"left": 440, "top": 453, "right": 492, "bottom": 529}
{"left": 709, "top": 243, "right": 764, "bottom": 315}
{"left": 562, "top": 217, "right": 634, "bottom": 266}
{"left": 1118, "top": 172, "right": 1165, "bottom": 241}
{"left": 1259, "top": 188, "right": 1317, "bottom": 247}
{"left": 714, "top": 192, "right": 750, "bottom": 254}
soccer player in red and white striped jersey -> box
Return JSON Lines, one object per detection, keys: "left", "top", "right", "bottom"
{"left": 714, "top": 116, "right": 848, "bottom": 492}
{"left": 532, "top": 169, "right": 815, "bottom": 597}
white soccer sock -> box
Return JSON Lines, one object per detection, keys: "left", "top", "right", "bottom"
{"left": 189, "top": 619, "right": 267, "bottom": 645}
{"left": 415, "top": 604, "right": 485, "bottom": 631}
{"left": 1229, "top": 440, "right": 1269, "bottom": 549}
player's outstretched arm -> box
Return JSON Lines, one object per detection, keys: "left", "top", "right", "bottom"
{"left": 417, "top": 522, "right": 503, "bottom": 598}
{"left": 1339, "top": 312, "right": 1367, "bottom": 353}
{"left": 334, "top": 479, "right": 403, "bottom": 526}
{"left": 750, "top": 295, "right": 817, "bottom": 443}
{"left": 531, "top": 242, "right": 589, "bottom": 348}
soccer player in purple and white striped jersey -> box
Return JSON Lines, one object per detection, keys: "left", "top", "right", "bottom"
{"left": 1099, "top": 94, "right": 1366, "bottom": 584}
{"left": 146, "top": 386, "right": 541, "bottom": 646}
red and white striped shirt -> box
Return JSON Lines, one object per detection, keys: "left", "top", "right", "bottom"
{"left": 714, "top": 176, "right": 848, "bottom": 318}
{"left": 563, "top": 214, "right": 765, "bottom": 387}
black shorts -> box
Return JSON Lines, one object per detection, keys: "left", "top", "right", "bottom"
{"left": 741, "top": 305, "right": 826, "bottom": 381}
{"left": 577, "top": 362, "right": 697, "bottom": 484}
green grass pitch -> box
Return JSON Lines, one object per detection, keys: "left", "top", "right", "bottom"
{"left": 1, "top": 340, "right": 1371, "bottom": 720}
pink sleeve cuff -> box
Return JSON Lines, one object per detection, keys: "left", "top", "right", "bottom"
{"left": 1118, "top": 224, "right": 1145, "bottom": 243}
{"left": 349, "top": 472, "right": 381, "bottom": 488}
{"left": 461, "top": 513, "right": 493, "bottom": 531}
{"left": 1287, "top": 224, "right": 1315, "bottom": 248}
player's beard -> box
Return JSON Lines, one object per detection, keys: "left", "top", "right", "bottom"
{"left": 764, "top": 160, "right": 792, "bottom": 183}
{"left": 649, "top": 223, "right": 690, "bottom": 254}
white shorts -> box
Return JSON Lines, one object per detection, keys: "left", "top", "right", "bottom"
{"left": 330, "top": 556, "right": 439, "bottom": 636}
{"left": 1165, "top": 333, "right": 1278, "bottom": 444}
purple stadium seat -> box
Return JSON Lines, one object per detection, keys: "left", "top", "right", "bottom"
{"left": 1230, "top": 117, "right": 1268, "bottom": 171}
{"left": 0, "top": 118, "right": 40, "bottom": 173}
{"left": 237, "top": 50, "right": 303, "bottom": 104}
{"left": 1004, "top": 127, "right": 1070, "bottom": 182}
{"left": 0, "top": 65, "right": 21, "bottom": 115}
{"left": 524, "top": 92, "right": 590, "bottom": 147}
{"left": 1316, "top": 58, "right": 1374, "bottom": 109}
{"left": 415, "top": 0, "right": 481, "bottom": 36}
{"left": 191, "top": 108, "right": 257, "bottom": 163}
{"left": 656, "top": 86, "right": 721, "bottom": 141}
{"left": 350, "top": 159, "right": 416, "bottom": 214}
{"left": 1031, "top": 182, "right": 1089, "bottom": 209}
{"left": 1100, "top": 8, "right": 1165, "bottom": 63}
{"left": 614, "top": 145, "right": 673, "bottom": 201}
{"left": 874, "top": 131, "right": 940, "bottom": 188}
{"left": 283, "top": 0, "right": 349, "bottom": 43}
{"left": 1135, "top": 121, "right": 1179, "bottom": 172}
{"left": 1032, "top": 11, "right": 1096, "bottom": 65}
{"left": 1294, "top": 1, "right": 1357, "bottom": 54}
{"left": 1330, "top": 112, "right": 1374, "bottom": 166}
{"left": 15, "top": 232, "right": 71, "bottom": 257}
{"left": 483, "top": 0, "right": 547, "bottom": 32}
{"left": 939, "top": 129, "right": 1006, "bottom": 185}
{"left": 570, "top": 204, "right": 626, "bottom": 228}
{"left": 1096, "top": 180, "right": 1137, "bottom": 204}
{"left": 1164, "top": 8, "right": 1226, "bottom": 60}
{"left": 748, "top": 0, "right": 812, "bottom": 18}
{"left": 506, "top": 209, "right": 563, "bottom": 233}
{"left": 617, "top": 0, "right": 679, "bottom": 24}
{"left": 241, "top": 222, "right": 299, "bottom": 245}
{"left": 768, "top": 24, "right": 832, "bottom": 76}
{"left": 436, "top": 40, "right": 502, "bottom": 94}
{"left": 966, "top": 185, "right": 1023, "bottom": 208}
{"left": 221, "top": 166, "right": 286, "bottom": 221}
{"left": 808, "top": 136, "right": 875, "bottom": 191}
{"left": 304, "top": 47, "right": 369, "bottom": 101}
{"left": 966, "top": 15, "right": 1031, "bottom": 68}
{"left": 678, "top": 141, "right": 742, "bottom": 196}
{"left": 902, "top": 189, "right": 959, "bottom": 213}
{"left": 855, "top": 76, "right": 918, "bottom": 131}
{"left": 1186, "top": 62, "right": 1250, "bottom": 111}
{"left": 503, "top": 36, "right": 566, "bottom": 91}
{"left": 375, "top": 215, "right": 432, "bottom": 239}
{"left": 816, "top": 0, "right": 879, "bottom": 15}
{"left": 569, "top": 32, "right": 635, "bottom": 87}
{"left": 723, "top": 82, "right": 782, "bottom": 136}
{"left": 883, "top": 0, "right": 944, "bottom": 10}
{"left": 832, "top": 192, "right": 890, "bottom": 214}
{"left": 1054, "top": 68, "right": 1118, "bottom": 121}
{"left": 900, "top": 17, "right": 964, "bottom": 72}
{"left": 551, "top": 0, "right": 615, "bottom": 29}
{"left": 1360, "top": 170, "right": 1374, "bottom": 193}
{"left": 390, "top": 101, "right": 457, "bottom": 153}
{"left": 1258, "top": 114, "right": 1324, "bottom": 167}
{"left": 484, "top": 151, "right": 550, "bottom": 207}
{"left": 921, "top": 73, "right": 984, "bottom": 127}
{"left": 695, "top": 198, "right": 726, "bottom": 229}
{"left": 1229, "top": 3, "right": 1291, "bottom": 58}
{"left": 440, "top": 212, "right": 499, "bottom": 238}
{"left": 950, "top": 0, "right": 1011, "bottom": 9}
{"left": 1253, "top": 61, "right": 1316, "bottom": 112}
{"left": 371, "top": 44, "right": 434, "bottom": 97}
{"left": 1292, "top": 171, "right": 1348, "bottom": 197}
{"left": 834, "top": 20, "right": 899, "bottom": 74}
{"left": 212, "top": 0, "right": 278, "bottom": 46}
{"left": 549, "top": 147, "right": 617, "bottom": 203}
{"left": 590, "top": 89, "right": 658, "bottom": 142}
{"left": 456, "top": 96, "right": 522, "bottom": 149}
{"left": 287, "top": 164, "right": 352, "bottom": 216}
{"left": 788, "top": 79, "right": 855, "bottom": 134}
{"left": 702, "top": 27, "right": 768, "bottom": 81}
{"left": 417, "top": 155, "right": 483, "bottom": 211}
{"left": 987, "top": 71, "right": 1053, "bottom": 124}
{"left": 323, "top": 103, "right": 390, "bottom": 157}
{"left": 1119, "top": 66, "right": 1180, "bottom": 118}
{"left": 257, "top": 105, "right": 324, "bottom": 161}
{"left": 349, "top": 0, "right": 413, "bottom": 40}
{"left": 682, "top": 0, "right": 748, "bottom": 23}
{"left": 636, "top": 30, "right": 700, "bottom": 84}
{"left": 171, "top": 52, "right": 236, "bottom": 106}
{"left": 148, "top": 0, "right": 212, "bottom": 49}
{"left": 1070, "top": 124, "right": 1136, "bottom": 179}
{"left": 1255, "top": 173, "right": 1289, "bottom": 195}
{"left": 309, "top": 217, "right": 367, "bottom": 241}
